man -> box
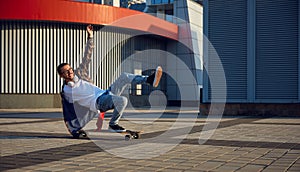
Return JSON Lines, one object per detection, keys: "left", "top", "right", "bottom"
{"left": 57, "top": 25, "right": 162, "bottom": 135}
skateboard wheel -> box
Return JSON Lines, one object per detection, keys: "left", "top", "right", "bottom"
{"left": 78, "top": 130, "right": 87, "bottom": 137}
{"left": 133, "top": 133, "right": 140, "bottom": 139}
{"left": 125, "top": 135, "right": 131, "bottom": 141}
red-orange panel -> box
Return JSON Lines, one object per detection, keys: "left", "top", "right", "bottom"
{"left": 0, "top": 0, "right": 178, "bottom": 40}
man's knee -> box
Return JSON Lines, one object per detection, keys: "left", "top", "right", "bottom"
{"left": 119, "top": 72, "right": 129, "bottom": 80}
{"left": 120, "top": 96, "right": 128, "bottom": 107}
{"left": 113, "top": 95, "right": 128, "bottom": 107}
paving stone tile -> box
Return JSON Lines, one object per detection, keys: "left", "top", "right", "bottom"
{"left": 157, "top": 168, "right": 184, "bottom": 172}
{"left": 262, "top": 165, "right": 288, "bottom": 172}
{"left": 213, "top": 165, "right": 241, "bottom": 172}
{"left": 251, "top": 158, "right": 274, "bottom": 165}
{"left": 238, "top": 164, "right": 266, "bottom": 172}
{"left": 196, "top": 161, "right": 225, "bottom": 171}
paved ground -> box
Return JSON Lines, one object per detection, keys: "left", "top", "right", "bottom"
{"left": 0, "top": 108, "right": 300, "bottom": 172}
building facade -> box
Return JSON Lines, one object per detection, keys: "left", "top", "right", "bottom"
{"left": 145, "top": 0, "right": 203, "bottom": 106}
{"left": 2, "top": 0, "right": 293, "bottom": 116}
{"left": 201, "top": 0, "right": 300, "bottom": 116}
{"left": 0, "top": 0, "right": 179, "bottom": 108}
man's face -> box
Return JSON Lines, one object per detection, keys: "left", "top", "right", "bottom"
{"left": 60, "top": 64, "right": 74, "bottom": 82}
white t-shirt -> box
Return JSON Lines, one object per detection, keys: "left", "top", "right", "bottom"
{"left": 63, "top": 77, "right": 106, "bottom": 113}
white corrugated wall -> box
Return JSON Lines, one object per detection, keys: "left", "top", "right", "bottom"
{"left": 0, "top": 21, "right": 166, "bottom": 95}
{"left": 1, "top": 22, "right": 89, "bottom": 94}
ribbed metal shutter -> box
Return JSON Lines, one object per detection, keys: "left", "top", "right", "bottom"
{"left": 0, "top": 21, "right": 126, "bottom": 94}
{"left": 207, "top": 0, "right": 248, "bottom": 101}
{"left": 255, "top": 0, "right": 298, "bottom": 101}
{"left": 93, "top": 26, "right": 128, "bottom": 90}
{"left": 0, "top": 21, "right": 167, "bottom": 95}
{"left": 0, "top": 21, "right": 94, "bottom": 94}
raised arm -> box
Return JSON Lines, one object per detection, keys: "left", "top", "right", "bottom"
{"left": 75, "top": 25, "right": 94, "bottom": 82}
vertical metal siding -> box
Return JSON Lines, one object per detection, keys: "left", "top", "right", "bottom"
{"left": 255, "top": 0, "right": 299, "bottom": 101}
{"left": 0, "top": 22, "right": 92, "bottom": 93}
{"left": 299, "top": 0, "right": 300, "bottom": 102}
{"left": 0, "top": 21, "right": 167, "bottom": 95}
{"left": 0, "top": 24, "right": 3, "bottom": 93}
{"left": 207, "top": 0, "right": 248, "bottom": 101}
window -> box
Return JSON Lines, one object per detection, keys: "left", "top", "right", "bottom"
{"left": 151, "top": 0, "right": 173, "bottom": 4}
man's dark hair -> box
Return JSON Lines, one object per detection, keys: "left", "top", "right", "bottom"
{"left": 57, "top": 63, "right": 69, "bottom": 75}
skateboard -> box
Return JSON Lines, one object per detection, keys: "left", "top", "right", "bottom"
{"left": 118, "top": 130, "right": 142, "bottom": 141}
{"left": 81, "top": 129, "right": 142, "bottom": 141}
{"left": 72, "top": 129, "right": 88, "bottom": 139}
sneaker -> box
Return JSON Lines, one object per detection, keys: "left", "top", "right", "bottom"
{"left": 109, "top": 124, "right": 126, "bottom": 132}
{"left": 146, "top": 66, "right": 162, "bottom": 87}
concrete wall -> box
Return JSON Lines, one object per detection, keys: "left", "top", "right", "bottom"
{"left": 200, "top": 103, "right": 300, "bottom": 117}
{"left": 0, "top": 94, "right": 62, "bottom": 109}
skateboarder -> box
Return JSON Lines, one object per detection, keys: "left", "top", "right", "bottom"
{"left": 57, "top": 25, "right": 162, "bottom": 136}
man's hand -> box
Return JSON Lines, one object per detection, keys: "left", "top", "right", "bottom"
{"left": 87, "top": 24, "right": 93, "bottom": 38}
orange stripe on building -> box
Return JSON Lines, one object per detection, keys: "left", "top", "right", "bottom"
{"left": 0, "top": 0, "right": 178, "bottom": 40}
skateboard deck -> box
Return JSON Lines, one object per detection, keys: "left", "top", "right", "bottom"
{"left": 85, "top": 129, "right": 142, "bottom": 141}
{"left": 117, "top": 130, "right": 142, "bottom": 140}
{"left": 71, "top": 129, "right": 88, "bottom": 139}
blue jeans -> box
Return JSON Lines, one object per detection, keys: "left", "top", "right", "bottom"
{"left": 96, "top": 72, "right": 147, "bottom": 126}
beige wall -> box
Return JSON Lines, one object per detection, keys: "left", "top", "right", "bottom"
{"left": 0, "top": 94, "right": 62, "bottom": 109}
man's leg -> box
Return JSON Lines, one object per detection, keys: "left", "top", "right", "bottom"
{"left": 109, "top": 66, "right": 163, "bottom": 96}
{"left": 100, "top": 66, "right": 162, "bottom": 131}
{"left": 109, "top": 72, "right": 147, "bottom": 96}
{"left": 96, "top": 92, "right": 127, "bottom": 132}
{"left": 95, "top": 112, "right": 105, "bottom": 131}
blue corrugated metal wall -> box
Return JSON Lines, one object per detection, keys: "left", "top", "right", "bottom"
{"left": 206, "top": 0, "right": 248, "bottom": 102}
{"left": 255, "top": 0, "right": 299, "bottom": 101}
{"left": 204, "top": 0, "right": 299, "bottom": 103}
